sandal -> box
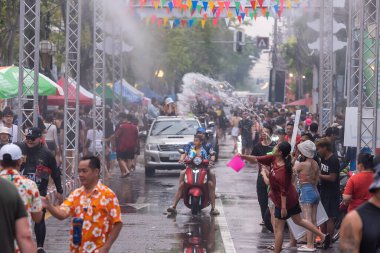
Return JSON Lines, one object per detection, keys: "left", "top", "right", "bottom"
{"left": 210, "top": 208, "right": 220, "bottom": 216}
{"left": 321, "top": 234, "right": 331, "bottom": 250}
{"left": 266, "top": 245, "right": 275, "bottom": 250}
{"left": 167, "top": 206, "right": 177, "bottom": 214}
{"left": 297, "top": 245, "right": 316, "bottom": 252}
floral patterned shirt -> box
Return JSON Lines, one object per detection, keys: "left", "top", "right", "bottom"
{"left": 0, "top": 169, "right": 42, "bottom": 227}
{"left": 62, "top": 181, "right": 122, "bottom": 253}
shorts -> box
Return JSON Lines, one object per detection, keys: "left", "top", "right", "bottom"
{"left": 275, "top": 203, "right": 302, "bottom": 220}
{"left": 116, "top": 150, "right": 135, "bottom": 160}
{"left": 46, "top": 141, "right": 57, "bottom": 152}
{"left": 242, "top": 137, "right": 253, "bottom": 149}
{"left": 300, "top": 183, "right": 320, "bottom": 205}
{"left": 231, "top": 127, "right": 239, "bottom": 137}
{"left": 320, "top": 193, "right": 340, "bottom": 218}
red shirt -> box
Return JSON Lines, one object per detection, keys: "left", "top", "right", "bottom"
{"left": 257, "top": 155, "right": 299, "bottom": 209}
{"left": 284, "top": 134, "right": 301, "bottom": 145}
{"left": 343, "top": 171, "right": 374, "bottom": 212}
{"left": 115, "top": 122, "right": 138, "bottom": 152}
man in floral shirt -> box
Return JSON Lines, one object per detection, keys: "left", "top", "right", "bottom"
{"left": 0, "top": 144, "right": 43, "bottom": 252}
{"left": 42, "top": 156, "right": 122, "bottom": 253}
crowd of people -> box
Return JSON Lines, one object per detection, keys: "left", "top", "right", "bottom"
{"left": 228, "top": 104, "right": 379, "bottom": 253}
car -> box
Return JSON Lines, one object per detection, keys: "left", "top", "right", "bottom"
{"left": 144, "top": 116, "right": 201, "bottom": 177}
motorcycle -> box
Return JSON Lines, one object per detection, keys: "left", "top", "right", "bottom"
{"left": 178, "top": 149, "right": 214, "bottom": 215}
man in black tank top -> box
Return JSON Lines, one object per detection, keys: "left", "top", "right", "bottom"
{"left": 340, "top": 163, "right": 380, "bottom": 253}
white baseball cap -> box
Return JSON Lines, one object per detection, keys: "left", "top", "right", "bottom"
{"left": 0, "top": 126, "right": 11, "bottom": 135}
{"left": 0, "top": 144, "right": 22, "bottom": 161}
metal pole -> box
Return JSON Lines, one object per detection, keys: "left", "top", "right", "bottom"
{"left": 93, "top": 0, "right": 107, "bottom": 179}
{"left": 63, "top": 0, "right": 82, "bottom": 196}
{"left": 112, "top": 23, "right": 123, "bottom": 117}
{"left": 357, "top": 0, "right": 379, "bottom": 154}
{"left": 318, "top": 0, "right": 334, "bottom": 135}
{"left": 271, "top": 17, "right": 278, "bottom": 103}
{"left": 17, "top": 0, "right": 41, "bottom": 140}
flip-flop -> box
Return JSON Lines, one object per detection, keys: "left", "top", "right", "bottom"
{"left": 266, "top": 245, "right": 275, "bottom": 250}
{"left": 297, "top": 245, "right": 317, "bottom": 252}
{"left": 167, "top": 206, "right": 177, "bottom": 214}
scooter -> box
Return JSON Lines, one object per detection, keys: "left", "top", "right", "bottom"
{"left": 179, "top": 149, "right": 213, "bottom": 215}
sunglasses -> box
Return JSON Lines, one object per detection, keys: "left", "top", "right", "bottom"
{"left": 26, "top": 136, "right": 38, "bottom": 141}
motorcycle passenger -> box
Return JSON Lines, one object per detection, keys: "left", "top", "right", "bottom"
{"left": 167, "top": 133, "right": 219, "bottom": 215}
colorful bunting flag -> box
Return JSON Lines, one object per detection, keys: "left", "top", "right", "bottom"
{"left": 154, "top": 1, "right": 159, "bottom": 9}
{"left": 174, "top": 19, "right": 180, "bottom": 27}
{"left": 163, "top": 17, "right": 169, "bottom": 26}
{"left": 217, "top": 1, "right": 224, "bottom": 11}
{"left": 237, "top": 15, "right": 242, "bottom": 23}
{"left": 258, "top": 0, "right": 263, "bottom": 8}
{"left": 161, "top": 0, "right": 166, "bottom": 7}
{"left": 181, "top": 19, "right": 186, "bottom": 27}
{"left": 274, "top": 4, "right": 279, "bottom": 14}
{"left": 201, "top": 19, "right": 206, "bottom": 29}
{"left": 157, "top": 18, "right": 163, "bottom": 27}
{"left": 249, "top": 12, "right": 254, "bottom": 20}
{"left": 261, "top": 7, "right": 266, "bottom": 17}
{"left": 241, "top": 12, "right": 245, "bottom": 21}
{"left": 213, "top": 18, "right": 218, "bottom": 27}
{"left": 224, "top": 1, "right": 230, "bottom": 10}
{"left": 209, "top": 1, "right": 215, "bottom": 12}
{"left": 227, "top": 9, "right": 233, "bottom": 18}
{"left": 169, "top": 20, "right": 174, "bottom": 28}
{"left": 235, "top": 2, "right": 241, "bottom": 16}
{"left": 250, "top": 0, "right": 256, "bottom": 10}
{"left": 189, "top": 18, "right": 195, "bottom": 28}
{"left": 168, "top": 1, "right": 174, "bottom": 12}
{"left": 224, "top": 17, "right": 230, "bottom": 26}
{"left": 286, "top": 0, "right": 291, "bottom": 9}
{"left": 197, "top": 4, "right": 202, "bottom": 13}
{"left": 151, "top": 15, "right": 157, "bottom": 23}
{"left": 192, "top": 0, "right": 198, "bottom": 10}
{"left": 187, "top": 0, "right": 192, "bottom": 9}
{"left": 203, "top": 1, "right": 208, "bottom": 11}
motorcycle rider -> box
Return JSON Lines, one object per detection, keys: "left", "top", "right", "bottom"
{"left": 167, "top": 131, "right": 219, "bottom": 215}
{"left": 17, "top": 127, "right": 63, "bottom": 253}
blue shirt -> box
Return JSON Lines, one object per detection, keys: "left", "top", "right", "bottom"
{"left": 184, "top": 142, "right": 214, "bottom": 159}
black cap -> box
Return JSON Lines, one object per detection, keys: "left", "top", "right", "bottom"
{"left": 25, "top": 127, "right": 42, "bottom": 138}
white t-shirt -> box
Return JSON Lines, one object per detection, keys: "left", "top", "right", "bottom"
{"left": 86, "top": 129, "right": 103, "bottom": 153}
{"left": 44, "top": 123, "right": 59, "bottom": 146}
{"left": 2, "top": 123, "right": 18, "bottom": 143}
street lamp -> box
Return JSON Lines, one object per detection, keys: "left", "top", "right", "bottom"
{"left": 289, "top": 73, "right": 294, "bottom": 78}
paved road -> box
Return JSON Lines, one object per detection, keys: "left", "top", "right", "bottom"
{"left": 44, "top": 138, "right": 339, "bottom": 252}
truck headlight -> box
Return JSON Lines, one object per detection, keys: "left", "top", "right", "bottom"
{"left": 146, "top": 144, "right": 158, "bottom": 151}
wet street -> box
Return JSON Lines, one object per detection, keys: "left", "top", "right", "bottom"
{"left": 44, "top": 138, "right": 339, "bottom": 253}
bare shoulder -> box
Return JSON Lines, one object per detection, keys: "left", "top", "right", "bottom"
{"left": 339, "top": 211, "right": 362, "bottom": 253}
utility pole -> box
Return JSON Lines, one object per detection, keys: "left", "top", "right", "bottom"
{"left": 270, "top": 17, "right": 278, "bottom": 103}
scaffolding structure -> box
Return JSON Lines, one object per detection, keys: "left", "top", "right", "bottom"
{"left": 112, "top": 24, "right": 124, "bottom": 116}
{"left": 17, "top": 0, "right": 41, "bottom": 139}
{"left": 93, "top": 0, "right": 107, "bottom": 179}
{"left": 357, "top": 0, "right": 379, "bottom": 153}
{"left": 63, "top": 0, "right": 82, "bottom": 196}
{"left": 318, "top": 0, "right": 334, "bottom": 135}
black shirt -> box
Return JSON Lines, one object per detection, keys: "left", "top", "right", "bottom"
{"left": 357, "top": 202, "right": 380, "bottom": 253}
{"left": 0, "top": 178, "right": 28, "bottom": 253}
{"left": 320, "top": 154, "right": 340, "bottom": 197}
{"left": 252, "top": 141, "right": 276, "bottom": 172}
{"left": 18, "top": 142, "right": 63, "bottom": 196}
{"left": 239, "top": 119, "right": 253, "bottom": 138}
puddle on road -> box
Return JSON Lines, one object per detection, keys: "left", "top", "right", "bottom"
{"left": 167, "top": 215, "right": 225, "bottom": 253}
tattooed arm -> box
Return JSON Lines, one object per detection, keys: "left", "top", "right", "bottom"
{"left": 339, "top": 211, "right": 362, "bottom": 253}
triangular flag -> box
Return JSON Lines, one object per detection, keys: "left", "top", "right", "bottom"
{"left": 279, "top": 0, "right": 284, "bottom": 15}
{"left": 258, "top": 0, "right": 263, "bottom": 8}
{"left": 253, "top": 8, "right": 258, "bottom": 20}
{"left": 169, "top": 20, "right": 174, "bottom": 28}
{"left": 140, "top": 0, "right": 146, "bottom": 7}
{"left": 261, "top": 6, "right": 266, "bottom": 17}
{"left": 154, "top": 1, "right": 160, "bottom": 9}
{"left": 151, "top": 15, "right": 157, "bottom": 24}
{"left": 157, "top": 18, "right": 163, "bottom": 27}
{"left": 203, "top": 13, "right": 208, "bottom": 19}
{"left": 216, "top": 8, "right": 222, "bottom": 18}
{"left": 241, "top": 12, "right": 245, "bottom": 21}
{"left": 240, "top": 0, "right": 246, "bottom": 10}
{"left": 245, "top": 7, "right": 249, "bottom": 15}
{"left": 189, "top": 18, "right": 194, "bottom": 28}
{"left": 203, "top": 1, "right": 208, "bottom": 11}
{"left": 201, "top": 19, "right": 206, "bottom": 29}
{"left": 174, "top": 19, "right": 180, "bottom": 27}
{"left": 192, "top": 0, "right": 198, "bottom": 10}
{"left": 181, "top": 19, "right": 186, "bottom": 27}
{"left": 235, "top": 2, "right": 241, "bottom": 16}
{"left": 191, "top": 8, "right": 196, "bottom": 16}
{"left": 274, "top": 4, "right": 279, "bottom": 13}
{"left": 161, "top": 0, "right": 166, "bottom": 7}
{"left": 213, "top": 18, "right": 218, "bottom": 27}
{"left": 209, "top": 1, "right": 215, "bottom": 11}
{"left": 224, "top": 17, "right": 230, "bottom": 26}
{"left": 286, "top": 0, "right": 291, "bottom": 9}
{"left": 197, "top": 4, "right": 202, "bottom": 13}
{"left": 168, "top": 1, "right": 174, "bottom": 12}
{"left": 217, "top": 1, "right": 224, "bottom": 10}
{"left": 163, "top": 17, "right": 169, "bottom": 26}
{"left": 187, "top": 0, "right": 192, "bottom": 9}
{"left": 224, "top": 1, "right": 230, "bottom": 10}
{"left": 227, "top": 9, "right": 233, "bottom": 18}
{"left": 250, "top": 0, "right": 256, "bottom": 9}
{"left": 237, "top": 15, "right": 242, "bottom": 23}
{"left": 249, "top": 12, "right": 254, "bottom": 20}
{"left": 266, "top": 8, "right": 270, "bottom": 18}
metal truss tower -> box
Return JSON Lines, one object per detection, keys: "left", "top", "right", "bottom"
{"left": 63, "top": 0, "right": 82, "bottom": 196}
{"left": 93, "top": 0, "right": 107, "bottom": 179}
{"left": 17, "top": 0, "right": 41, "bottom": 140}
{"left": 357, "top": 0, "right": 379, "bottom": 153}
{"left": 318, "top": 0, "right": 334, "bottom": 135}
{"left": 112, "top": 24, "right": 124, "bottom": 116}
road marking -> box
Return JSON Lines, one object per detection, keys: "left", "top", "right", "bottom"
{"left": 215, "top": 198, "right": 236, "bottom": 253}
{"left": 136, "top": 196, "right": 146, "bottom": 204}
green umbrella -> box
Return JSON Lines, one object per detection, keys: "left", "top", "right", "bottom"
{"left": 0, "top": 66, "right": 64, "bottom": 99}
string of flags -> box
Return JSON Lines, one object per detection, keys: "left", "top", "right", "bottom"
{"left": 126, "top": 0, "right": 310, "bottom": 29}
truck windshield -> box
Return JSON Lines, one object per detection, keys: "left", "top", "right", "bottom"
{"left": 151, "top": 120, "right": 199, "bottom": 136}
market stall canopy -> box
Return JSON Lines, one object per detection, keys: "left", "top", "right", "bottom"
{"left": 0, "top": 66, "right": 63, "bottom": 99}
{"left": 286, "top": 98, "right": 312, "bottom": 107}
{"left": 47, "top": 77, "right": 101, "bottom": 106}
{"left": 114, "top": 79, "right": 144, "bottom": 103}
